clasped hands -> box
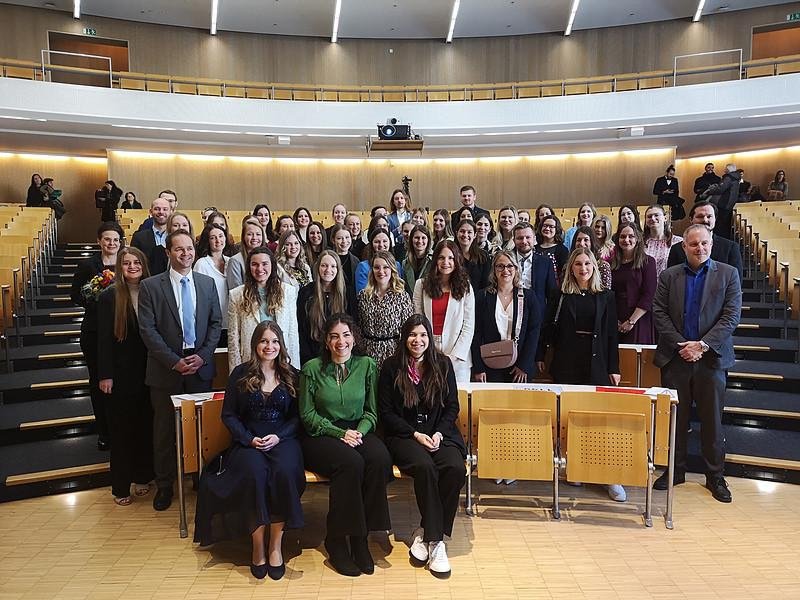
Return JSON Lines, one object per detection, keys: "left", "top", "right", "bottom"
{"left": 341, "top": 429, "right": 363, "bottom": 447}
{"left": 251, "top": 434, "right": 280, "bottom": 452}
{"left": 678, "top": 341, "right": 705, "bottom": 362}
{"left": 173, "top": 354, "right": 204, "bottom": 375}
{"left": 414, "top": 431, "right": 443, "bottom": 452}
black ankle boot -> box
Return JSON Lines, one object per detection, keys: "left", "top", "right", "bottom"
{"left": 349, "top": 535, "right": 374, "bottom": 575}
{"left": 324, "top": 536, "right": 361, "bottom": 577}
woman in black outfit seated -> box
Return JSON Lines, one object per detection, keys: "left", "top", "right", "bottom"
{"left": 379, "top": 314, "right": 466, "bottom": 578}
{"left": 472, "top": 250, "right": 541, "bottom": 384}
{"left": 300, "top": 314, "right": 393, "bottom": 577}
{"left": 195, "top": 321, "right": 305, "bottom": 581}
{"left": 97, "top": 246, "right": 154, "bottom": 506}
{"left": 26, "top": 173, "right": 43, "bottom": 207}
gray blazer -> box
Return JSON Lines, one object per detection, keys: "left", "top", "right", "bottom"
{"left": 138, "top": 270, "right": 222, "bottom": 388}
{"left": 653, "top": 260, "right": 741, "bottom": 370}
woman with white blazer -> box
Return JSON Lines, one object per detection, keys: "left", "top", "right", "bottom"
{"left": 412, "top": 239, "right": 475, "bottom": 383}
{"left": 228, "top": 246, "right": 300, "bottom": 371}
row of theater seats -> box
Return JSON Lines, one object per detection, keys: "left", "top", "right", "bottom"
{"left": 3, "top": 54, "right": 800, "bottom": 101}
{"left": 177, "top": 370, "right": 675, "bottom": 537}
{"left": 0, "top": 206, "right": 55, "bottom": 341}
{"left": 735, "top": 201, "right": 800, "bottom": 316}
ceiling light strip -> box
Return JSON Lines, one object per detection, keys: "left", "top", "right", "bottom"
{"left": 446, "top": 0, "right": 461, "bottom": 43}
{"left": 693, "top": 0, "right": 706, "bottom": 23}
{"left": 331, "top": 0, "right": 342, "bottom": 43}
{"left": 564, "top": 0, "right": 581, "bottom": 36}
{"left": 73, "top": 0, "right": 80, "bottom": 19}
{"left": 210, "top": 0, "right": 219, "bottom": 35}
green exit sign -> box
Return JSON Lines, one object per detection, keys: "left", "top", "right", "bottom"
{"left": 83, "top": 27, "right": 97, "bottom": 36}
{"left": 787, "top": 12, "right": 800, "bottom": 21}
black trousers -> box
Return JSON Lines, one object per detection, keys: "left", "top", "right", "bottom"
{"left": 150, "top": 374, "right": 210, "bottom": 490}
{"left": 387, "top": 438, "right": 465, "bottom": 542}
{"left": 80, "top": 330, "right": 110, "bottom": 442}
{"left": 661, "top": 357, "right": 727, "bottom": 477}
{"left": 109, "top": 385, "right": 154, "bottom": 498}
{"left": 301, "top": 432, "right": 393, "bottom": 537}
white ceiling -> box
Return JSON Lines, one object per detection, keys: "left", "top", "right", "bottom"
{"left": 6, "top": 0, "right": 799, "bottom": 39}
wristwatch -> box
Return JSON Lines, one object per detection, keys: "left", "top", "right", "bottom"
{"left": 699, "top": 340, "right": 709, "bottom": 353}
{"left": 627, "top": 320, "right": 635, "bottom": 326}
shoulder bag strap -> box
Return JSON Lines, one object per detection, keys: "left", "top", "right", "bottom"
{"left": 512, "top": 287, "right": 524, "bottom": 342}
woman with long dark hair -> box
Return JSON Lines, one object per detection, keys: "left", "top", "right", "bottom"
{"left": 535, "top": 214, "right": 569, "bottom": 286}
{"left": 403, "top": 224, "right": 432, "bottom": 294}
{"left": 194, "top": 224, "right": 230, "bottom": 342}
{"left": 474, "top": 212, "right": 498, "bottom": 255}
{"left": 120, "top": 191, "right": 141, "bottom": 210}
{"left": 768, "top": 169, "right": 789, "bottom": 200}
{"left": 97, "top": 246, "right": 153, "bottom": 505}
{"left": 357, "top": 250, "right": 413, "bottom": 370}
{"left": 71, "top": 221, "right": 124, "bottom": 451}
{"left": 329, "top": 223, "right": 359, "bottom": 293}
{"left": 455, "top": 219, "right": 490, "bottom": 291}
{"left": 355, "top": 227, "right": 402, "bottom": 293}
{"left": 305, "top": 221, "right": 327, "bottom": 267}
{"left": 26, "top": 173, "right": 43, "bottom": 207}
{"left": 533, "top": 204, "right": 554, "bottom": 231}
{"left": 431, "top": 209, "right": 453, "bottom": 247}
{"left": 379, "top": 314, "right": 466, "bottom": 577}
{"left": 293, "top": 206, "right": 312, "bottom": 244}
{"left": 253, "top": 204, "right": 275, "bottom": 242}
{"left": 204, "top": 210, "right": 237, "bottom": 257}
{"left": 297, "top": 250, "right": 353, "bottom": 365}
{"left": 611, "top": 224, "right": 657, "bottom": 344}
{"left": 563, "top": 203, "right": 596, "bottom": 250}
{"left": 227, "top": 247, "right": 300, "bottom": 370}
{"left": 300, "top": 314, "right": 393, "bottom": 577}
{"left": 99, "top": 180, "right": 123, "bottom": 222}
{"left": 195, "top": 321, "right": 305, "bottom": 580}
{"left": 616, "top": 204, "right": 642, "bottom": 232}
{"left": 413, "top": 240, "right": 475, "bottom": 383}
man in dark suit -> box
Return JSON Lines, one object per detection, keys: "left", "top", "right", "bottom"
{"left": 511, "top": 222, "right": 556, "bottom": 317}
{"left": 451, "top": 185, "right": 490, "bottom": 230}
{"left": 136, "top": 189, "right": 178, "bottom": 231}
{"left": 131, "top": 197, "right": 171, "bottom": 274}
{"left": 667, "top": 201, "right": 742, "bottom": 282}
{"left": 138, "top": 230, "right": 222, "bottom": 511}
{"left": 693, "top": 162, "right": 721, "bottom": 202}
{"left": 652, "top": 224, "right": 741, "bottom": 502}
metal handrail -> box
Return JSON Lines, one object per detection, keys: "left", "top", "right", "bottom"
{"left": 673, "top": 48, "right": 743, "bottom": 85}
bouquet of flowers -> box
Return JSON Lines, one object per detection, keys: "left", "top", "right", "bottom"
{"left": 81, "top": 269, "right": 115, "bottom": 302}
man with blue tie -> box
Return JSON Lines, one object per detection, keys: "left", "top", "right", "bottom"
{"left": 138, "top": 230, "right": 222, "bottom": 511}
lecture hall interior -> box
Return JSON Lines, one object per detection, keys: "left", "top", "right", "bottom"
{"left": 0, "top": 0, "right": 799, "bottom": 598}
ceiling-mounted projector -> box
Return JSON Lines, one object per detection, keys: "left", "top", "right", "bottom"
{"left": 378, "top": 119, "right": 411, "bottom": 140}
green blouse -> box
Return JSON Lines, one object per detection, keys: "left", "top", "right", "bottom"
{"left": 299, "top": 355, "right": 378, "bottom": 439}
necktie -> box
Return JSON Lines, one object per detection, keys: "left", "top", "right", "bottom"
{"left": 180, "top": 276, "right": 196, "bottom": 347}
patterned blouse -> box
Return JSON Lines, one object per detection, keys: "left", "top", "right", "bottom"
{"left": 644, "top": 235, "right": 683, "bottom": 280}
{"left": 356, "top": 288, "right": 414, "bottom": 370}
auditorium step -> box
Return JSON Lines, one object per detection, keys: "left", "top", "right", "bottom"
{"left": 6, "top": 323, "right": 82, "bottom": 346}
{"left": 18, "top": 307, "right": 84, "bottom": 326}
{"left": 735, "top": 317, "right": 798, "bottom": 339}
{"left": 724, "top": 389, "right": 800, "bottom": 431}
{"left": 0, "top": 395, "right": 95, "bottom": 445}
{"left": 728, "top": 359, "right": 800, "bottom": 393}
{"left": 733, "top": 336, "right": 798, "bottom": 363}
{"left": 0, "top": 436, "right": 109, "bottom": 503}
{"left": 0, "top": 365, "right": 89, "bottom": 403}
{"left": 1, "top": 342, "right": 84, "bottom": 372}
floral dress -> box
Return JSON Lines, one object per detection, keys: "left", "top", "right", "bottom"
{"left": 356, "top": 288, "right": 413, "bottom": 370}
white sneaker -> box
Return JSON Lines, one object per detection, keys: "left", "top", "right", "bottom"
{"left": 427, "top": 541, "right": 451, "bottom": 577}
{"left": 607, "top": 484, "right": 627, "bottom": 502}
{"left": 409, "top": 528, "right": 428, "bottom": 563}
{"left": 495, "top": 478, "right": 504, "bottom": 484}
{"left": 504, "top": 479, "right": 517, "bottom": 485}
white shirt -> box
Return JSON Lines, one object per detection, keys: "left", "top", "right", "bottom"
{"left": 193, "top": 256, "right": 229, "bottom": 329}
{"left": 494, "top": 296, "right": 514, "bottom": 341}
{"left": 168, "top": 267, "right": 197, "bottom": 349}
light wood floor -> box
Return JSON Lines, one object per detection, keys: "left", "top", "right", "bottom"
{"left": 1, "top": 473, "right": 798, "bottom": 599}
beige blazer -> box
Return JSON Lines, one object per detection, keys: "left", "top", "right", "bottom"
{"left": 227, "top": 284, "right": 300, "bottom": 372}
{"left": 412, "top": 279, "right": 475, "bottom": 365}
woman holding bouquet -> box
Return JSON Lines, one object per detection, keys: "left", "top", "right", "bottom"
{"left": 70, "top": 221, "right": 125, "bottom": 451}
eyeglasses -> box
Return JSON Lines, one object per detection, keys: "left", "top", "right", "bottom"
{"left": 495, "top": 264, "right": 516, "bottom": 271}
{"left": 541, "top": 224, "right": 555, "bottom": 230}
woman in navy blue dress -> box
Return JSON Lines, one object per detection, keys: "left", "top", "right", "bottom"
{"left": 194, "top": 321, "right": 305, "bottom": 581}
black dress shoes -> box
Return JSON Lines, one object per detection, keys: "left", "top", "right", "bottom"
{"left": 152, "top": 487, "right": 173, "bottom": 511}
{"left": 653, "top": 469, "right": 685, "bottom": 490}
{"left": 706, "top": 477, "right": 732, "bottom": 503}
{"left": 250, "top": 562, "right": 268, "bottom": 579}
{"left": 324, "top": 536, "right": 361, "bottom": 577}
{"left": 267, "top": 562, "right": 286, "bottom": 580}
{"left": 349, "top": 535, "right": 375, "bottom": 575}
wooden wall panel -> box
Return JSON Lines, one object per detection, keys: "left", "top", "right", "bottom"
{"left": 107, "top": 150, "right": 674, "bottom": 215}
{"left": 0, "top": 154, "right": 108, "bottom": 243}
{"left": 1, "top": 3, "right": 798, "bottom": 85}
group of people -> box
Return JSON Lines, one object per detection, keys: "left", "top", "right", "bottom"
{"left": 70, "top": 183, "right": 743, "bottom": 581}
{"left": 652, "top": 162, "right": 790, "bottom": 235}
